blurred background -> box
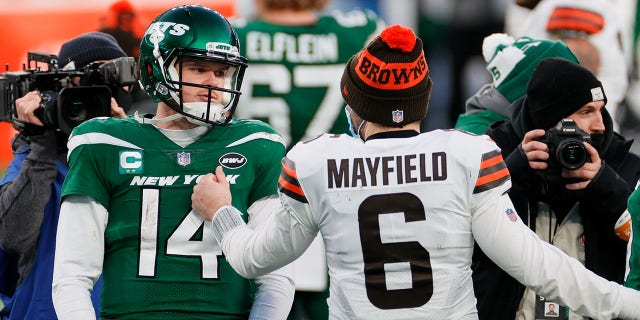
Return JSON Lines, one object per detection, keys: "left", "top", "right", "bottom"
{"left": 1, "top": 0, "right": 638, "bottom": 175}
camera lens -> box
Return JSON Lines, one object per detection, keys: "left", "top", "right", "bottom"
{"left": 57, "top": 86, "right": 111, "bottom": 135}
{"left": 557, "top": 139, "right": 588, "bottom": 169}
{"left": 67, "top": 101, "right": 89, "bottom": 122}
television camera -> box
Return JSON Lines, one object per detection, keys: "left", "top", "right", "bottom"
{"left": 0, "top": 52, "right": 136, "bottom": 135}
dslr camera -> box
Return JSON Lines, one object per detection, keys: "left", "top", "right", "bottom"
{"left": 0, "top": 52, "right": 136, "bottom": 135}
{"left": 537, "top": 119, "right": 592, "bottom": 170}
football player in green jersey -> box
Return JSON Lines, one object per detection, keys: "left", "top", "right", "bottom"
{"left": 232, "top": 2, "right": 384, "bottom": 318}
{"left": 52, "top": 5, "right": 294, "bottom": 320}
{"left": 232, "top": 0, "right": 385, "bottom": 147}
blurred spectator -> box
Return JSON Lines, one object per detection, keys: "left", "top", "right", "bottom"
{"left": 99, "top": 0, "right": 155, "bottom": 115}
{"left": 98, "top": 0, "right": 143, "bottom": 59}
{"left": 454, "top": 33, "right": 579, "bottom": 134}
{"left": 520, "top": 0, "right": 628, "bottom": 131}
{"left": 410, "top": 0, "right": 506, "bottom": 130}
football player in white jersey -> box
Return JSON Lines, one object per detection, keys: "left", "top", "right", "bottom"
{"left": 191, "top": 24, "right": 640, "bottom": 319}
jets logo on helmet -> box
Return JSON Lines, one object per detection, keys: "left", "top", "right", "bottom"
{"left": 146, "top": 22, "right": 190, "bottom": 37}
{"left": 138, "top": 4, "right": 248, "bottom": 126}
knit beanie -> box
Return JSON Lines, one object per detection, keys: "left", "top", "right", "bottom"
{"left": 340, "top": 24, "right": 432, "bottom": 127}
{"left": 58, "top": 32, "right": 127, "bottom": 69}
{"left": 482, "top": 33, "right": 578, "bottom": 103}
{"left": 527, "top": 57, "right": 607, "bottom": 129}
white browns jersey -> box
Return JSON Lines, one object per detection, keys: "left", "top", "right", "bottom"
{"left": 280, "top": 130, "right": 507, "bottom": 319}
{"left": 219, "top": 130, "right": 640, "bottom": 320}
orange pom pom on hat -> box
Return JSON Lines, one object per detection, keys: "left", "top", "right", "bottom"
{"left": 340, "top": 24, "right": 432, "bottom": 127}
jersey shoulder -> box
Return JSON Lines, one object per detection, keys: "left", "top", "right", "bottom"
{"left": 320, "top": 9, "right": 385, "bottom": 43}
{"left": 322, "top": 8, "right": 384, "bottom": 31}
{"left": 223, "top": 119, "right": 286, "bottom": 149}
{"left": 70, "top": 115, "right": 137, "bottom": 136}
{"left": 438, "top": 129, "right": 501, "bottom": 156}
{"left": 438, "top": 129, "right": 510, "bottom": 194}
{"left": 285, "top": 133, "right": 357, "bottom": 175}
{"left": 228, "top": 118, "right": 282, "bottom": 137}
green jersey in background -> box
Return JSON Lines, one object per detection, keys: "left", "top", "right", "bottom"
{"left": 232, "top": 10, "right": 385, "bottom": 147}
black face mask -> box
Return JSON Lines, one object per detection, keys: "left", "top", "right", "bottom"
{"left": 110, "top": 86, "right": 134, "bottom": 114}
{"left": 590, "top": 133, "right": 605, "bottom": 151}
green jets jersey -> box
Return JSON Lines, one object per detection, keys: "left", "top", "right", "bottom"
{"left": 232, "top": 9, "right": 385, "bottom": 147}
{"left": 627, "top": 185, "right": 640, "bottom": 290}
{"left": 62, "top": 116, "right": 285, "bottom": 319}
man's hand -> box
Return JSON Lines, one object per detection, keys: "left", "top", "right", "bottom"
{"left": 562, "top": 142, "right": 601, "bottom": 190}
{"left": 521, "top": 129, "right": 550, "bottom": 170}
{"left": 110, "top": 97, "right": 127, "bottom": 117}
{"left": 192, "top": 166, "right": 232, "bottom": 221}
{"left": 16, "top": 91, "right": 45, "bottom": 126}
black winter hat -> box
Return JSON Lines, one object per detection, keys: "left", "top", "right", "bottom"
{"left": 58, "top": 32, "right": 127, "bottom": 69}
{"left": 527, "top": 57, "right": 607, "bottom": 129}
{"left": 340, "top": 24, "right": 432, "bottom": 127}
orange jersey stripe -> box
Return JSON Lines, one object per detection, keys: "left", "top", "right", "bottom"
{"left": 278, "top": 175, "right": 305, "bottom": 197}
{"left": 551, "top": 7, "right": 604, "bottom": 25}
{"left": 281, "top": 162, "right": 297, "bottom": 179}
{"left": 547, "top": 7, "right": 604, "bottom": 34}
{"left": 480, "top": 154, "right": 504, "bottom": 169}
{"left": 476, "top": 167, "right": 510, "bottom": 187}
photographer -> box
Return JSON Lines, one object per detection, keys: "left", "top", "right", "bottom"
{"left": 472, "top": 57, "right": 640, "bottom": 319}
{"left": 0, "top": 32, "right": 128, "bottom": 319}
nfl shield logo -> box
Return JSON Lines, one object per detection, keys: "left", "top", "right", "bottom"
{"left": 392, "top": 110, "right": 404, "bottom": 123}
{"left": 177, "top": 152, "right": 191, "bottom": 167}
{"left": 505, "top": 208, "right": 517, "bottom": 222}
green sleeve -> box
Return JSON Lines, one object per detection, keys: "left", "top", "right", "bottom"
{"left": 454, "top": 110, "right": 508, "bottom": 135}
{"left": 626, "top": 187, "right": 640, "bottom": 289}
{"left": 248, "top": 127, "right": 286, "bottom": 205}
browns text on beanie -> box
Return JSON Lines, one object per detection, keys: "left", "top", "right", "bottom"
{"left": 58, "top": 32, "right": 127, "bottom": 69}
{"left": 527, "top": 57, "right": 606, "bottom": 129}
{"left": 340, "top": 24, "right": 432, "bottom": 127}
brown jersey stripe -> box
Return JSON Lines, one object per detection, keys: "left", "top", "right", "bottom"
{"left": 474, "top": 150, "right": 510, "bottom": 193}
{"left": 278, "top": 176, "right": 307, "bottom": 203}
{"left": 480, "top": 152, "right": 504, "bottom": 169}
{"left": 279, "top": 169, "right": 301, "bottom": 189}
{"left": 279, "top": 157, "right": 308, "bottom": 203}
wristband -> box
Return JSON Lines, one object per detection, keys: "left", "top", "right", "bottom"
{"left": 211, "top": 205, "right": 246, "bottom": 244}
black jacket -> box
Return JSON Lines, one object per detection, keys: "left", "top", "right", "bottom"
{"left": 472, "top": 97, "right": 640, "bottom": 320}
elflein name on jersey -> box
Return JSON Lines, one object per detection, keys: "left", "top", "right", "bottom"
{"left": 245, "top": 31, "right": 339, "bottom": 63}
{"left": 326, "top": 152, "right": 447, "bottom": 189}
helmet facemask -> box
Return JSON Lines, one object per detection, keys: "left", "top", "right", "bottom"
{"left": 159, "top": 48, "right": 245, "bottom": 126}
{"left": 138, "top": 4, "right": 248, "bottom": 126}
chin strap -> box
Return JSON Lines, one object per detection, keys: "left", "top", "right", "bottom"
{"left": 133, "top": 111, "right": 217, "bottom": 128}
{"left": 133, "top": 112, "right": 183, "bottom": 125}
